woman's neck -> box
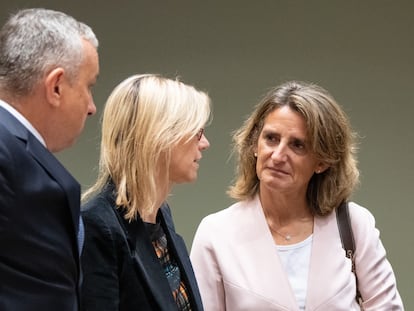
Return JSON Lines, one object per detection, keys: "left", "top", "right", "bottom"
{"left": 142, "top": 179, "right": 171, "bottom": 224}
{"left": 259, "top": 188, "right": 312, "bottom": 225}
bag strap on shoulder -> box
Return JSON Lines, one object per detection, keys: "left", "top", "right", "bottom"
{"left": 336, "top": 201, "right": 356, "bottom": 263}
{"left": 336, "top": 201, "right": 363, "bottom": 308}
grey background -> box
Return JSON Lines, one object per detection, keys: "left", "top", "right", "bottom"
{"left": 1, "top": 0, "right": 412, "bottom": 308}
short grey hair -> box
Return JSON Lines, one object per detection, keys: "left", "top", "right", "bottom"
{"left": 0, "top": 8, "right": 98, "bottom": 96}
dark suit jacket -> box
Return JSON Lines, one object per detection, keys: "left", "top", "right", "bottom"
{"left": 80, "top": 183, "right": 204, "bottom": 311}
{"left": 0, "top": 106, "right": 81, "bottom": 310}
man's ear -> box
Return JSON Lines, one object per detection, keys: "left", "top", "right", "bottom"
{"left": 44, "top": 68, "right": 65, "bottom": 107}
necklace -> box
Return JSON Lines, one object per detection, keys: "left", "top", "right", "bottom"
{"left": 268, "top": 225, "right": 292, "bottom": 241}
{"left": 264, "top": 208, "right": 314, "bottom": 242}
{"left": 264, "top": 214, "right": 294, "bottom": 241}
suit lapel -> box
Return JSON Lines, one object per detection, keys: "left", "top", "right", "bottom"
{"left": 26, "top": 133, "right": 81, "bottom": 236}
{"left": 0, "top": 106, "right": 28, "bottom": 140}
{"left": 115, "top": 206, "right": 177, "bottom": 311}
{"left": 118, "top": 203, "right": 203, "bottom": 310}
{"left": 0, "top": 106, "right": 80, "bottom": 240}
{"left": 305, "top": 211, "right": 348, "bottom": 309}
{"left": 230, "top": 197, "right": 299, "bottom": 309}
{"left": 159, "top": 205, "right": 203, "bottom": 311}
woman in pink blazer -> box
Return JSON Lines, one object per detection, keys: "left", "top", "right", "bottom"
{"left": 190, "top": 81, "right": 403, "bottom": 310}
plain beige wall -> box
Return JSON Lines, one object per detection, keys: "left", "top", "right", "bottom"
{"left": 1, "top": 0, "right": 413, "bottom": 308}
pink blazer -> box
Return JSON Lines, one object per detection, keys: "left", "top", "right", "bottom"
{"left": 190, "top": 196, "right": 403, "bottom": 310}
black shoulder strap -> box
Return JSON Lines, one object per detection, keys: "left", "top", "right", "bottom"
{"left": 336, "top": 201, "right": 363, "bottom": 307}
{"left": 336, "top": 201, "right": 355, "bottom": 260}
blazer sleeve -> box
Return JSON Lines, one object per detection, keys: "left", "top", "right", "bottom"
{"left": 349, "top": 202, "right": 404, "bottom": 310}
{"left": 190, "top": 215, "right": 226, "bottom": 311}
{"left": 81, "top": 207, "right": 121, "bottom": 311}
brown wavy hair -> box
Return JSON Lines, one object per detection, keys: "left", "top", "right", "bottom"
{"left": 227, "top": 80, "right": 359, "bottom": 216}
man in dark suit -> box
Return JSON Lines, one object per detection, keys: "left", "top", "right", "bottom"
{"left": 0, "top": 8, "right": 99, "bottom": 311}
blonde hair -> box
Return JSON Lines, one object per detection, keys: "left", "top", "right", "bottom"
{"left": 82, "top": 74, "right": 211, "bottom": 220}
{"left": 228, "top": 81, "right": 359, "bottom": 216}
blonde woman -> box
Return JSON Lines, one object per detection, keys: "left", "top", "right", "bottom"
{"left": 81, "top": 74, "right": 211, "bottom": 311}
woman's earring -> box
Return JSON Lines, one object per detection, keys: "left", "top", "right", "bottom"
{"left": 254, "top": 152, "right": 258, "bottom": 157}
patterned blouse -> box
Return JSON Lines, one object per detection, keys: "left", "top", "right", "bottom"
{"left": 145, "top": 222, "right": 192, "bottom": 311}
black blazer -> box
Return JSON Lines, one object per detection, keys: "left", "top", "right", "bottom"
{"left": 80, "top": 183, "right": 204, "bottom": 311}
{"left": 0, "top": 107, "right": 81, "bottom": 310}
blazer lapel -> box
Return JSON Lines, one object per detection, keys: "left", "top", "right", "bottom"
{"left": 0, "top": 106, "right": 29, "bottom": 140}
{"left": 27, "top": 133, "right": 81, "bottom": 235}
{"left": 115, "top": 206, "right": 177, "bottom": 311}
{"left": 0, "top": 107, "right": 80, "bottom": 240}
{"left": 305, "top": 211, "right": 349, "bottom": 309}
{"left": 229, "top": 196, "right": 299, "bottom": 309}
{"left": 159, "top": 205, "right": 204, "bottom": 311}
